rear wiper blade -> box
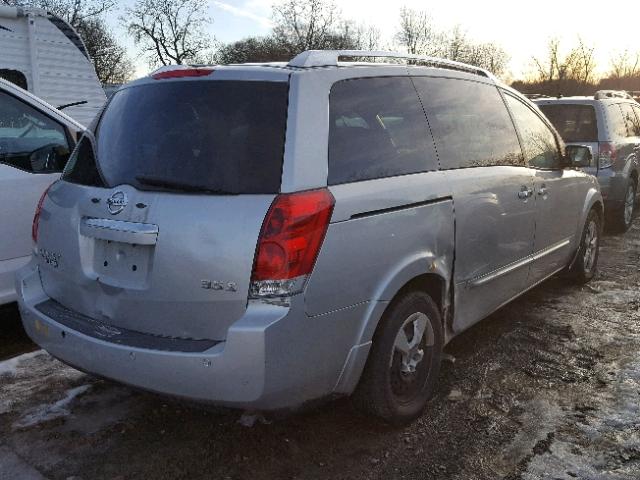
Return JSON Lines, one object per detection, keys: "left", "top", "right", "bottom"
{"left": 134, "top": 175, "right": 237, "bottom": 195}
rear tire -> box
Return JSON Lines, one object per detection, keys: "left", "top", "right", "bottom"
{"left": 352, "top": 291, "right": 443, "bottom": 425}
{"left": 568, "top": 209, "right": 601, "bottom": 284}
{"left": 611, "top": 178, "right": 636, "bottom": 232}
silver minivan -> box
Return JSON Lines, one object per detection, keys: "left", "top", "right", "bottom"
{"left": 16, "top": 51, "right": 603, "bottom": 424}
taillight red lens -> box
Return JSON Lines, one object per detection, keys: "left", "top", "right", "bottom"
{"left": 598, "top": 142, "right": 616, "bottom": 168}
{"left": 151, "top": 68, "right": 213, "bottom": 80}
{"left": 252, "top": 189, "right": 335, "bottom": 282}
{"left": 32, "top": 184, "right": 53, "bottom": 243}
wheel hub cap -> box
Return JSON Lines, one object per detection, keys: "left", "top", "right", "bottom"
{"left": 393, "top": 312, "right": 428, "bottom": 374}
{"left": 583, "top": 220, "right": 598, "bottom": 271}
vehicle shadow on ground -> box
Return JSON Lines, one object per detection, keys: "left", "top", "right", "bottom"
{"left": 0, "top": 303, "right": 36, "bottom": 361}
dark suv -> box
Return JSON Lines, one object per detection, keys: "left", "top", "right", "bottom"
{"left": 536, "top": 91, "right": 640, "bottom": 231}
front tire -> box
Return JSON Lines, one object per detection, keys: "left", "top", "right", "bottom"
{"left": 568, "top": 209, "right": 601, "bottom": 284}
{"left": 353, "top": 291, "right": 443, "bottom": 425}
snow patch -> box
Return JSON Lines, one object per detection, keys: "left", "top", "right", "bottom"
{"left": 0, "top": 351, "right": 85, "bottom": 416}
{"left": 13, "top": 384, "right": 92, "bottom": 429}
{"left": 0, "top": 350, "right": 45, "bottom": 377}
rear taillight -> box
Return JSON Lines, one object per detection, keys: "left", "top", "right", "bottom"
{"left": 32, "top": 184, "right": 53, "bottom": 243}
{"left": 250, "top": 189, "right": 335, "bottom": 298}
{"left": 598, "top": 142, "right": 616, "bottom": 169}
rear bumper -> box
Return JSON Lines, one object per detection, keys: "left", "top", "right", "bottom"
{"left": 16, "top": 262, "right": 369, "bottom": 410}
{"left": 0, "top": 255, "right": 30, "bottom": 306}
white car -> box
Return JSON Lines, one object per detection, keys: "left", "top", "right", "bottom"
{"left": 0, "top": 78, "right": 84, "bottom": 305}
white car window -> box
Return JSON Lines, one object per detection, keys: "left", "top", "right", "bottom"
{"left": 0, "top": 90, "right": 70, "bottom": 173}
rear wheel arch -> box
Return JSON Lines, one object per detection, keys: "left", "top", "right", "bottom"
{"left": 369, "top": 273, "right": 448, "bottom": 346}
{"left": 352, "top": 288, "right": 445, "bottom": 423}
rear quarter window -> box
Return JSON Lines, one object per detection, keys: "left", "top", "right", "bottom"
{"left": 619, "top": 103, "right": 640, "bottom": 137}
{"left": 537, "top": 104, "right": 598, "bottom": 143}
{"left": 328, "top": 76, "right": 438, "bottom": 185}
{"left": 412, "top": 77, "right": 523, "bottom": 169}
{"left": 607, "top": 104, "right": 629, "bottom": 138}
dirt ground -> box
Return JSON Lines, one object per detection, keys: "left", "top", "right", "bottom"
{"left": 1, "top": 221, "right": 640, "bottom": 480}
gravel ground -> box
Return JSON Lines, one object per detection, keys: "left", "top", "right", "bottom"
{"left": 1, "top": 220, "right": 639, "bottom": 480}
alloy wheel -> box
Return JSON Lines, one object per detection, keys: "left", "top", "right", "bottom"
{"left": 624, "top": 184, "right": 635, "bottom": 227}
{"left": 583, "top": 219, "right": 599, "bottom": 273}
{"left": 390, "top": 312, "right": 433, "bottom": 402}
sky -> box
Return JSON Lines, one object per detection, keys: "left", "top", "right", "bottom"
{"left": 105, "top": 0, "right": 639, "bottom": 80}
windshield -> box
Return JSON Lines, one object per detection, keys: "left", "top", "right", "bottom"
{"left": 63, "top": 80, "right": 289, "bottom": 194}
{"left": 538, "top": 104, "right": 598, "bottom": 143}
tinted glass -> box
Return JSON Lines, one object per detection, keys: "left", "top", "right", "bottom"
{"left": 538, "top": 104, "right": 598, "bottom": 142}
{"left": 505, "top": 95, "right": 560, "bottom": 169}
{"left": 619, "top": 103, "right": 640, "bottom": 137}
{"left": 328, "top": 77, "right": 438, "bottom": 185}
{"left": 0, "top": 91, "right": 70, "bottom": 173}
{"left": 64, "top": 80, "right": 289, "bottom": 194}
{"left": 412, "top": 77, "right": 523, "bottom": 169}
{"left": 608, "top": 104, "right": 628, "bottom": 138}
{"left": 633, "top": 105, "right": 640, "bottom": 133}
{"left": 0, "top": 69, "right": 28, "bottom": 90}
{"left": 63, "top": 135, "right": 102, "bottom": 186}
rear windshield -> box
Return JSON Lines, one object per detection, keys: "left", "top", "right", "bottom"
{"left": 537, "top": 104, "right": 598, "bottom": 143}
{"left": 63, "top": 80, "right": 289, "bottom": 194}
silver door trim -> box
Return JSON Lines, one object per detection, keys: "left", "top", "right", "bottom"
{"left": 469, "top": 238, "right": 571, "bottom": 288}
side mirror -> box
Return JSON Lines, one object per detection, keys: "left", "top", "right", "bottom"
{"left": 29, "top": 143, "right": 70, "bottom": 173}
{"left": 565, "top": 145, "right": 593, "bottom": 168}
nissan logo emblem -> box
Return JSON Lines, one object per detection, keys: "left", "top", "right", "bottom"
{"left": 106, "top": 191, "right": 128, "bottom": 215}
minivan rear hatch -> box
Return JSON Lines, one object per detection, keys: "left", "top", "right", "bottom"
{"left": 36, "top": 77, "right": 289, "bottom": 342}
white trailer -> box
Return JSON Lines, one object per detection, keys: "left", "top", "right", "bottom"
{"left": 0, "top": 5, "right": 106, "bottom": 126}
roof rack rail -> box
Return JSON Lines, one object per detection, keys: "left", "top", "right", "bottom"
{"left": 594, "top": 90, "right": 634, "bottom": 100}
{"left": 524, "top": 93, "right": 551, "bottom": 99}
{"left": 287, "top": 50, "right": 496, "bottom": 80}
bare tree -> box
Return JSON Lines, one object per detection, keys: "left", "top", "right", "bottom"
{"left": 395, "top": 7, "right": 442, "bottom": 56}
{"left": 4, "top": 0, "right": 132, "bottom": 83}
{"left": 75, "top": 17, "right": 134, "bottom": 83}
{"left": 609, "top": 50, "right": 640, "bottom": 79}
{"left": 523, "top": 37, "right": 598, "bottom": 95}
{"left": 4, "top": 0, "right": 114, "bottom": 24}
{"left": 272, "top": 0, "right": 346, "bottom": 51}
{"left": 215, "top": 36, "right": 291, "bottom": 64}
{"left": 571, "top": 38, "right": 597, "bottom": 86}
{"left": 464, "top": 42, "right": 509, "bottom": 76}
{"left": 443, "top": 26, "right": 468, "bottom": 62}
{"left": 124, "top": 0, "right": 212, "bottom": 66}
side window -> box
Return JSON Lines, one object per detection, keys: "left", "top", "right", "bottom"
{"left": 412, "top": 77, "right": 523, "bottom": 169}
{"left": 620, "top": 103, "right": 640, "bottom": 137}
{"left": 0, "top": 91, "right": 70, "bottom": 173}
{"left": 328, "top": 77, "right": 438, "bottom": 185}
{"left": 633, "top": 105, "right": 640, "bottom": 135}
{"left": 0, "top": 69, "right": 28, "bottom": 90}
{"left": 505, "top": 95, "right": 561, "bottom": 169}
{"left": 608, "top": 104, "right": 628, "bottom": 138}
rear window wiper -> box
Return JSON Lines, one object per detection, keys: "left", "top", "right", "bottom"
{"left": 134, "top": 175, "right": 238, "bottom": 195}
